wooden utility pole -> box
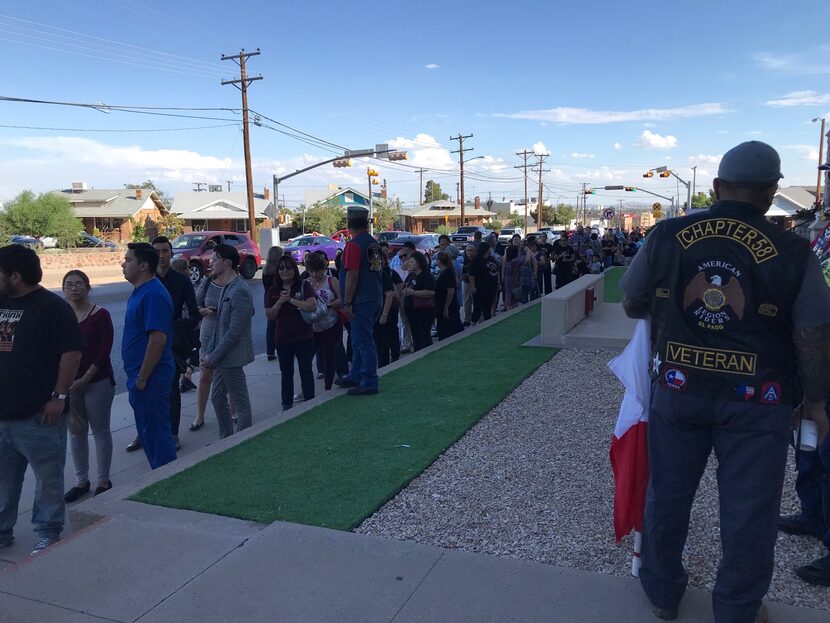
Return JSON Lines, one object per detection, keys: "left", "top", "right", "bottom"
{"left": 816, "top": 118, "right": 826, "bottom": 210}
{"left": 514, "top": 150, "right": 532, "bottom": 231}
{"left": 450, "top": 133, "right": 473, "bottom": 223}
{"left": 221, "top": 48, "right": 262, "bottom": 243}
{"left": 535, "top": 153, "right": 550, "bottom": 229}
{"left": 415, "top": 168, "right": 427, "bottom": 206}
{"left": 691, "top": 165, "right": 697, "bottom": 201}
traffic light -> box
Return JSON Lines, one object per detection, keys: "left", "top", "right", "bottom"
{"left": 624, "top": 187, "right": 636, "bottom": 192}
{"left": 372, "top": 179, "right": 379, "bottom": 185}
{"left": 367, "top": 168, "right": 379, "bottom": 177}
{"left": 659, "top": 171, "right": 671, "bottom": 178}
{"left": 642, "top": 171, "right": 654, "bottom": 178}
{"left": 388, "top": 151, "right": 408, "bottom": 161}
{"left": 333, "top": 158, "right": 352, "bottom": 168}
{"left": 584, "top": 188, "right": 596, "bottom": 195}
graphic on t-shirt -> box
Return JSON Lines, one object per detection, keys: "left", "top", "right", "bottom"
{"left": 0, "top": 309, "right": 23, "bottom": 352}
{"left": 366, "top": 242, "right": 384, "bottom": 272}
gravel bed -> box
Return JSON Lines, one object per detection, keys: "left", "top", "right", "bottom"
{"left": 356, "top": 348, "right": 830, "bottom": 611}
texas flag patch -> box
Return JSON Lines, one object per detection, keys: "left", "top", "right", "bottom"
{"left": 737, "top": 383, "right": 755, "bottom": 401}
{"left": 760, "top": 382, "right": 782, "bottom": 405}
{"left": 664, "top": 368, "right": 688, "bottom": 391}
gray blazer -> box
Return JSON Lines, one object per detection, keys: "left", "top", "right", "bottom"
{"left": 206, "top": 276, "right": 255, "bottom": 368}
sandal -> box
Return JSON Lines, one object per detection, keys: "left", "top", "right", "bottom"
{"left": 189, "top": 421, "right": 204, "bottom": 431}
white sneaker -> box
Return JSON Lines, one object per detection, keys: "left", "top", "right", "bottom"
{"left": 294, "top": 392, "right": 305, "bottom": 402}
{"left": 31, "top": 535, "right": 59, "bottom": 555}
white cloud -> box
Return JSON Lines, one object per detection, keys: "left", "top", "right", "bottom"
{"left": 635, "top": 130, "right": 678, "bottom": 150}
{"left": 783, "top": 144, "right": 821, "bottom": 161}
{"left": 765, "top": 90, "right": 830, "bottom": 107}
{"left": 613, "top": 142, "right": 623, "bottom": 150}
{"left": 425, "top": 63, "right": 439, "bottom": 70}
{"left": 570, "top": 152, "right": 595, "bottom": 159}
{"left": 747, "top": 130, "right": 763, "bottom": 136}
{"left": 532, "top": 141, "right": 548, "bottom": 155}
{"left": 494, "top": 102, "right": 728, "bottom": 124}
{"left": 689, "top": 154, "right": 723, "bottom": 165}
{"left": 388, "top": 133, "right": 455, "bottom": 170}
{"left": 754, "top": 49, "right": 830, "bottom": 75}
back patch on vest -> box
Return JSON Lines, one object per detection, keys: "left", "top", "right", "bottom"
{"left": 366, "top": 242, "right": 384, "bottom": 272}
{"left": 675, "top": 218, "right": 778, "bottom": 264}
{"left": 682, "top": 260, "right": 746, "bottom": 332}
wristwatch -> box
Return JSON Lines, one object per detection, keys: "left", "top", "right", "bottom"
{"left": 51, "top": 392, "right": 67, "bottom": 400}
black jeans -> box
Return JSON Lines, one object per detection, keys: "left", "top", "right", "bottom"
{"left": 276, "top": 339, "right": 315, "bottom": 408}
{"left": 640, "top": 385, "right": 791, "bottom": 622}
{"left": 266, "top": 319, "right": 276, "bottom": 358}
{"left": 375, "top": 305, "right": 400, "bottom": 367}
{"left": 406, "top": 307, "right": 433, "bottom": 352}
{"left": 472, "top": 288, "right": 493, "bottom": 323}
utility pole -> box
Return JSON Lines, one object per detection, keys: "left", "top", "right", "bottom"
{"left": 221, "top": 48, "right": 262, "bottom": 243}
{"left": 415, "top": 168, "right": 427, "bottom": 206}
{"left": 450, "top": 133, "right": 473, "bottom": 224}
{"left": 534, "top": 153, "right": 550, "bottom": 230}
{"left": 192, "top": 182, "right": 207, "bottom": 192}
{"left": 581, "top": 183, "right": 587, "bottom": 224}
{"left": 691, "top": 165, "right": 697, "bottom": 202}
{"left": 514, "top": 149, "right": 533, "bottom": 231}
{"left": 816, "top": 118, "right": 826, "bottom": 211}
{"left": 226, "top": 180, "right": 233, "bottom": 192}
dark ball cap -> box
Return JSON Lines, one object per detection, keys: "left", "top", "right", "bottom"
{"left": 717, "top": 141, "right": 784, "bottom": 186}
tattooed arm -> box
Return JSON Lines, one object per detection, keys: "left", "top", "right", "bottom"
{"left": 794, "top": 322, "right": 830, "bottom": 442}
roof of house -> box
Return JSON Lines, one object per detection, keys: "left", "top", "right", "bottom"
{"left": 171, "top": 191, "right": 273, "bottom": 220}
{"left": 52, "top": 188, "right": 167, "bottom": 218}
{"left": 773, "top": 186, "right": 817, "bottom": 214}
{"left": 408, "top": 200, "right": 497, "bottom": 218}
{"left": 304, "top": 186, "right": 370, "bottom": 207}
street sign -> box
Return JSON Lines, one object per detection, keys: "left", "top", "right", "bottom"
{"left": 603, "top": 208, "right": 615, "bottom": 219}
{"left": 652, "top": 202, "right": 662, "bottom": 211}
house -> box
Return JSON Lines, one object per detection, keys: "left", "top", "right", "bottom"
{"left": 171, "top": 189, "right": 274, "bottom": 233}
{"left": 770, "top": 186, "right": 817, "bottom": 217}
{"left": 52, "top": 184, "right": 167, "bottom": 242}
{"left": 400, "top": 199, "right": 497, "bottom": 234}
{"left": 304, "top": 185, "right": 370, "bottom": 209}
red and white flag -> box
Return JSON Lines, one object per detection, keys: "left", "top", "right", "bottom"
{"left": 609, "top": 320, "right": 651, "bottom": 546}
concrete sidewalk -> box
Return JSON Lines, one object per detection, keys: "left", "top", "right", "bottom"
{"left": 1, "top": 303, "right": 826, "bottom": 622}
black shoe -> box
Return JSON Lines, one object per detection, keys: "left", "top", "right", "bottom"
{"left": 779, "top": 514, "right": 823, "bottom": 538}
{"left": 93, "top": 481, "right": 113, "bottom": 496}
{"left": 796, "top": 555, "right": 830, "bottom": 586}
{"left": 126, "top": 437, "right": 141, "bottom": 452}
{"left": 267, "top": 355, "right": 277, "bottom": 361}
{"left": 180, "top": 378, "right": 196, "bottom": 393}
{"left": 64, "top": 482, "right": 90, "bottom": 503}
{"left": 189, "top": 420, "right": 204, "bottom": 432}
{"left": 334, "top": 377, "right": 359, "bottom": 388}
{"left": 347, "top": 386, "right": 379, "bottom": 396}
{"left": 651, "top": 605, "right": 678, "bottom": 621}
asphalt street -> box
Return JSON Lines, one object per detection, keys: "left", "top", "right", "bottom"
{"left": 49, "top": 273, "right": 269, "bottom": 393}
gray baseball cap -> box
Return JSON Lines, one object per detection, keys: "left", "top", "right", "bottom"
{"left": 346, "top": 205, "right": 369, "bottom": 220}
{"left": 717, "top": 141, "right": 784, "bottom": 186}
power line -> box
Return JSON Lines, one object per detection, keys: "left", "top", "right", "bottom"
{"left": 0, "top": 123, "right": 238, "bottom": 132}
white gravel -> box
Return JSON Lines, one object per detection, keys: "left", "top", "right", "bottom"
{"left": 355, "top": 348, "right": 830, "bottom": 611}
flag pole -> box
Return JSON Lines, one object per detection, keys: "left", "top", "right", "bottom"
{"left": 631, "top": 531, "right": 642, "bottom": 577}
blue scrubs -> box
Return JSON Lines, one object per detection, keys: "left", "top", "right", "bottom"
{"left": 123, "top": 278, "right": 176, "bottom": 469}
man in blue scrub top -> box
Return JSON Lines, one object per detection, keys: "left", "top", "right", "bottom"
{"left": 121, "top": 243, "right": 176, "bottom": 469}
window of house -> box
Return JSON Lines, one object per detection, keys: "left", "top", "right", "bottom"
{"left": 231, "top": 219, "right": 248, "bottom": 232}
{"left": 428, "top": 219, "right": 439, "bottom": 231}
{"left": 344, "top": 192, "right": 353, "bottom": 203}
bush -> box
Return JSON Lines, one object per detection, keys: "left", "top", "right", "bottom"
{"left": 435, "top": 225, "right": 451, "bottom": 235}
{"left": 0, "top": 190, "right": 83, "bottom": 248}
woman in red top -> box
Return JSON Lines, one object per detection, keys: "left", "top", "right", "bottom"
{"left": 265, "top": 256, "right": 317, "bottom": 410}
{"left": 61, "top": 270, "right": 116, "bottom": 502}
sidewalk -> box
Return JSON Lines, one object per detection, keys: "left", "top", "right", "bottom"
{"left": 1, "top": 304, "right": 827, "bottom": 622}
{"left": 40, "top": 265, "right": 125, "bottom": 289}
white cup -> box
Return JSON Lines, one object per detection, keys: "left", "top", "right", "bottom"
{"left": 794, "top": 419, "right": 818, "bottom": 452}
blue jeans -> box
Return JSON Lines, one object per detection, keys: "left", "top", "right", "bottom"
{"left": 0, "top": 413, "right": 67, "bottom": 540}
{"left": 346, "top": 300, "right": 381, "bottom": 390}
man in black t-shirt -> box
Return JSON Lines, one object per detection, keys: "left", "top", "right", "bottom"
{"left": 0, "top": 245, "right": 82, "bottom": 555}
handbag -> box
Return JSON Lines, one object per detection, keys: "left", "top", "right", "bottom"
{"left": 413, "top": 293, "right": 435, "bottom": 312}
{"left": 300, "top": 296, "right": 329, "bottom": 324}
{"left": 511, "top": 286, "right": 524, "bottom": 301}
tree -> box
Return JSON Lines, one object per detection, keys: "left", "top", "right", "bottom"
{"left": 550, "top": 203, "right": 576, "bottom": 225}
{"left": 490, "top": 219, "right": 503, "bottom": 231}
{"left": 690, "top": 190, "right": 714, "bottom": 208}
{"left": 295, "top": 199, "right": 346, "bottom": 235}
{"left": 0, "top": 191, "right": 83, "bottom": 247}
{"left": 424, "top": 180, "right": 449, "bottom": 204}
{"left": 509, "top": 216, "right": 525, "bottom": 228}
{"left": 372, "top": 197, "right": 403, "bottom": 232}
{"left": 125, "top": 179, "right": 169, "bottom": 208}
{"left": 156, "top": 212, "right": 184, "bottom": 238}
{"left": 530, "top": 204, "right": 554, "bottom": 226}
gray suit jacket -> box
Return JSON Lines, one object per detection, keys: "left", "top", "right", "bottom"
{"left": 206, "top": 276, "right": 255, "bottom": 368}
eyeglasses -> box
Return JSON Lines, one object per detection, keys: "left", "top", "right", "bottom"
{"left": 63, "top": 282, "right": 87, "bottom": 290}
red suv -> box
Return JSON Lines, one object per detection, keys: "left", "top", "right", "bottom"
{"left": 171, "top": 231, "right": 261, "bottom": 284}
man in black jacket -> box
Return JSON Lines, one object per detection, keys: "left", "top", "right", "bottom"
{"left": 126, "top": 235, "right": 198, "bottom": 452}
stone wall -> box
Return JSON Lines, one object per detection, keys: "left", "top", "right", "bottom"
{"left": 39, "top": 250, "right": 123, "bottom": 271}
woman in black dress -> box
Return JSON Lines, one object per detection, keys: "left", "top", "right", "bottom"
{"left": 402, "top": 251, "right": 436, "bottom": 352}
{"left": 552, "top": 232, "right": 575, "bottom": 289}
{"left": 469, "top": 242, "right": 497, "bottom": 323}
{"left": 434, "top": 251, "right": 463, "bottom": 340}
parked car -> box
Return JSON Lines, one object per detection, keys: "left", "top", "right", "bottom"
{"left": 388, "top": 234, "right": 441, "bottom": 258}
{"left": 376, "top": 230, "right": 412, "bottom": 243}
{"left": 535, "top": 227, "right": 567, "bottom": 241}
{"left": 8, "top": 235, "right": 39, "bottom": 249}
{"left": 450, "top": 226, "right": 493, "bottom": 249}
{"left": 285, "top": 234, "right": 344, "bottom": 265}
{"left": 497, "top": 227, "right": 524, "bottom": 245}
{"left": 77, "top": 233, "right": 117, "bottom": 249}
{"left": 330, "top": 229, "right": 351, "bottom": 243}
{"left": 172, "top": 231, "right": 262, "bottom": 284}
{"left": 39, "top": 236, "right": 58, "bottom": 249}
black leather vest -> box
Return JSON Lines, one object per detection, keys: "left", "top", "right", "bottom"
{"left": 646, "top": 201, "right": 811, "bottom": 406}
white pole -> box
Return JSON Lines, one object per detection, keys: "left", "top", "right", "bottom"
{"left": 631, "top": 531, "right": 642, "bottom": 577}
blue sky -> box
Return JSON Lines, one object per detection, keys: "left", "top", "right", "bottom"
{"left": 1, "top": 0, "right": 829, "bottom": 210}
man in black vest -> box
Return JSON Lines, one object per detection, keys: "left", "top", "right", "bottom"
{"left": 620, "top": 141, "right": 830, "bottom": 623}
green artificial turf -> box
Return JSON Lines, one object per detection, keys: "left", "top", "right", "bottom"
{"left": 132, "top": 305, "right": 557, "bottom": 530}
{"left": 602, "top": 266, "right": 626, "bottom": 303}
